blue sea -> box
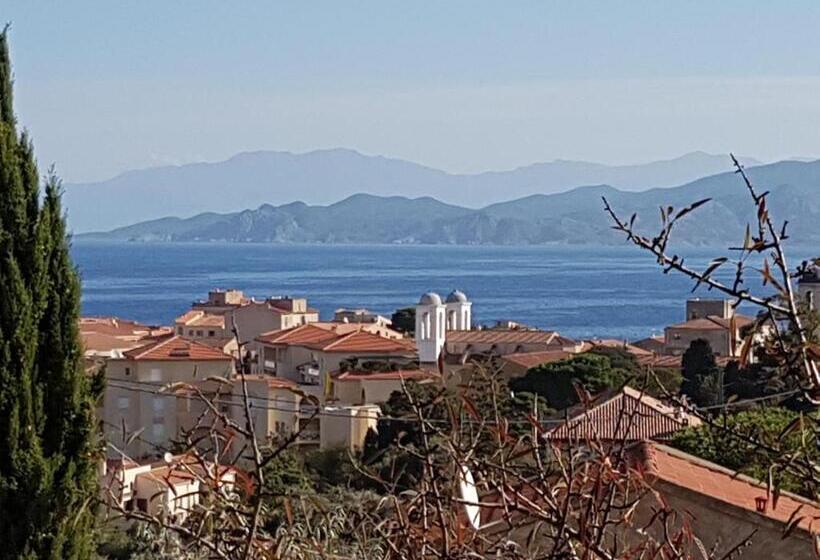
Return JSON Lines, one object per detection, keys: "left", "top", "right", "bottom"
{"left": 71, "top": 241, "right": 812, "bottom": 341}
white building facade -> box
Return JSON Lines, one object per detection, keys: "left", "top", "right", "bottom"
{"left": 415, "top": 290, "right": 472, "bottom": 363}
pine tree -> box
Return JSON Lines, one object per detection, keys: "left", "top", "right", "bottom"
{"left": 681, "top": 338, "right": 722, "bottom": 407}
{"left": 0, "top": 27, "right": 98, "bottom": 558}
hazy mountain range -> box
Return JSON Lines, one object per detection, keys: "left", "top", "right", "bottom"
{"left": 64, "top": 149, "right": 762, "bottom": 233}
{"left": 81, "top": 159, "right": 820, "bottom": 246}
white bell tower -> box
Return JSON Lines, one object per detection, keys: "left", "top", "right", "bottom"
{"left": 445, "top": 290, "right": 471, "bottom": 331}
{"left": 415, "top": 292, "right": 445, "bottom": 363}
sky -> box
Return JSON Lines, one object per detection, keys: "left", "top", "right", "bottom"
{"left": 5, "top": 1, "right": 820, "bottom": 182}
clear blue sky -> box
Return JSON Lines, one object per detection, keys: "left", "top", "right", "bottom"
{"left": 5, "top": 1, "right": 820, "bottom": 181}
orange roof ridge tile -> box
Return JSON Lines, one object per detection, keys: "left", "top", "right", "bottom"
{"left": 123, "top": 335, "right": 232, "bottom": 361}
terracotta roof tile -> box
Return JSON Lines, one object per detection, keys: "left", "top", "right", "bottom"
{"left": 256, "top": 324, "right": 341, "bottom": 346}
{"left": 652, "top": 443, "right": 820, "bottom": 533}
{"left": 546, "top": 387, "right": 701, "bottom": 441}
{"left": 257, "top": 323, "right": 411, "bottom": 354}
{"left": 446, "top": 329, "right": 563, "bottom": 345}
{"left": 501, "top": 350, "right": 573, "bottom": 369}
{"left": 240, "top": 374, "right": 297, "bottom": 389}
{"left": 175, "top": 310, "right": 226, "bottom": 328}
{"left": 123, "top": 335, "right": 232, "bottom": 361}
{"left": 80, "top": 316, "right": 166, "bottom": 338}
{"left": 80, "top": 317, "right": 172, "bottom": 353}
{"left": 667, "top": 314, "right": 754, "bottom": 331}
{"left": 634, "top": 354, "right": 682, "bottom": 369}
{"left": 319, "top": 331, "right": 415, "bottom": 354}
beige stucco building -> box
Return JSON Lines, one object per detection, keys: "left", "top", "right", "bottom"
{"left": 798, "top": 262, "right": 820, "bottom": 311}
{"left": 102, "top": 335, "right": 234, "bottom": 459}
{"left": 251, "top": 323, "right": 414, "bottom": 393}
{"left": 183, "top": 289, "right": 320, "bottom": 343}
{"left": 332, "top": 368, "right": 439, "bottom": 405}
{"left": 102, "top": 455, "right": 236, "bottom": 522}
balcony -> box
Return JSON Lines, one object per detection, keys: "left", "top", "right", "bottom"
{"left": 296, "top": 362, "right": 321, "bottom": 385}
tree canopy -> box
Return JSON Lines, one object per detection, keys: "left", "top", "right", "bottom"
{"left": 0, "top": 28, "right": 99, "bottom": 557}
{"left": 671, "top": 407, "right": 818, "bottom": 496}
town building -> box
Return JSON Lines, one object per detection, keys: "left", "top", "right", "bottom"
{"left": 631, "top": 334, "right": 665, "bottom": 354}
{"left": 333, "top": 307, "right": 393, "bottom": 327}
{"left": 444, "top": 329, "right": 581, "bottom": 362}
{"left": 173, "top": 310, "right": 239, "bottom": 355}
{"left": 414, "top": 289, "right": 580, "bottom": 361}
{"left": 252, "top": 322, "right": 415, "bottom": 398}
{"left": 545, "top": 386, "right": 701, "bottom": 442}
{"left": 80, "top": 316, "right": 172, "bottom": 359}
{"left": 415, "top": 290, "right": 473, "bottom": 363}
{"left": 102, "top": 335, "right": 234, "bottom": 459}
{"left": 102, "top": 454, "right": 236, "bottom": 522}
{"left": 477, "top": 441, "right": 820, "bottom": 559}
{"left": 498, "top": 350, "right": 574, "bottom": 379}
{"left": 319, "top": 404, "right": 382, "bottom": 450}
{"left": 332, "top": 368, "right": 439, "bottom": 405}
{"left": 798, "top": 261, "right": 820, "bottom": 311}
{"left": 663, "top": 299, "right": 755, "bottom": 357}
{"left": 185, "top": 289, "right": 320, "bottom": 343}
{"left": 234, "top": 374, "right": 317, "bottom": 447}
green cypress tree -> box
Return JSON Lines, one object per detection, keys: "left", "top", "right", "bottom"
{"left": 0, "top": 27, "right": 98, "bottom": 558}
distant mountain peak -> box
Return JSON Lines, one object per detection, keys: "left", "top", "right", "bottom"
{"left": 65, "top": 148, "right": 770, "bottom": 233}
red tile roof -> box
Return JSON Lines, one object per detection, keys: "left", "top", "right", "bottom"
{"left": 256, "top": 324, "right": 413, "bottom": 354}
{"left": 256, "top": 324, "right": 340, "bottom": 346}
{"left": 123, "top": 335, "right": 232, "bottom": 361}
{"left": 334, "top": 368, "right": 439, "bottom": 382}
{"left": 480, "top": 441, "right": 820, "bottom": 537}
{"left": 667, "top": 314, "right": 755, "bottom": 331}
{"left": 239, "top": 374, "right": 297, "bottom": 389}
{"left": 80, "top": 316, "right": 167, "bottom": 338}
{"left": 446, "top": 329, "right": 565, "bottom": 345}
{"left": 80, "top": 317, "right": 173, "bottom": 353}
{"left": 175, "top": 310, "right": 225, "bottom": 328}
{"left": 319, "top": 331, "right": 415, "bottom": 354}
{"left": 634, "top": 354, "right": 682, "bottom": 369}
{"left": 546, "top": 387, "right": 701, "bottom": 442}
{"left": 584, "top": 339, "right": 654, "bottom": 356}
{"left": 501, "top": 350, "right": 574, "bottom": 369}
{"left": 650, "top": 442, "right": 820, "bottom": 533}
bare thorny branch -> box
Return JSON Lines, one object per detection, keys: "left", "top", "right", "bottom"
{"left": 97, "top": 154, "right": 820, "bottom": 558}
{"left": 603, "top": 154, "right": 819, "bottom": 398}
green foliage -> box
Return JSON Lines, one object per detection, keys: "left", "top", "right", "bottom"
{"left": 95, "top": 524, "right": 203, "bottom": 560}
{"left": 587, "top": 346, "right": 683, "bottom": 396}
{"left": 304, "top": 447, "right": 362, "bottom": 491}
{"left": 389, "top": 307, "right": 415, "bottom": 335}
{"left": 671, "top": 407, "right": 818, "bottom": 496}
{"left": 264, "top": 450, "right": 312, "bottom": 497}
{"left": 0, "top": 29, "right": 99, "bottom": 557}
{"left": 681, "top": 339, "right": 723, "bottom": 407}
{"left": 510, "top": 353, "right": 627, "bottom": 409}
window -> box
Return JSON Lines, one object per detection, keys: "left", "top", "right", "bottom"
{"left": 124, "top": 367, "right": 131, "bottom": 376}
{"left": 208, "top": 330, "right": 216, "bottom": 337}
{"left": 117, "top": 396, "right": 130, "bottom": 410}
{"left": 149, "top": 368, "right": 162, "bottom": 382}
{"left": 153, "top": 397, "right": 165, "bottom": 413}
{"left": 137, "top": 499, "right": 148, "bottom": 513}
{"left": 177, "top": 326, "right": 183, "bottom": 335}
{"left": 196, "top": 330, "right": 204, "bottom": 337}
{"left": 152, "top": 422, "right": 165, "bottom": 440}
{"left": 188, "top": 330, "right": 195, "bottom": 336}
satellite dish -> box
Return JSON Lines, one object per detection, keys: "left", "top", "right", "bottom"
{"left": 163, "top": 451, "right": 174, "bottom": 464}
{"left": 458, "top": 464, "right": 481, "bottom": 530}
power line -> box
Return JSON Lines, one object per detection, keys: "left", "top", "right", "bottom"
{"left": 103, "top": 374, "right": 801, "bottom": 429}
{"left": 104, "top": 377, "right": 566, "bottom": 426}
